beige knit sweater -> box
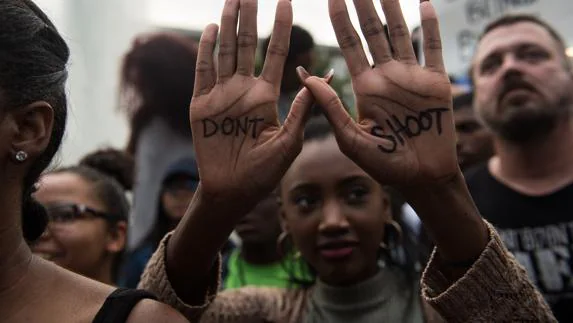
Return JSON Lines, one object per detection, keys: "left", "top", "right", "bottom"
{"left": 138, "top": 222, "right": 556, "bottom": 322}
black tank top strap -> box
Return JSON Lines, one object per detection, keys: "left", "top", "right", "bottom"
{"left": 92, "top": 288, "right": 157, "bottom": 323}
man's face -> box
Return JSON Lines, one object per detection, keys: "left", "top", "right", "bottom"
{"left": 472, "top": 22, "right": 573, "bottom": 142}
{"left": 454, "top": 106, "right": 494, "bottom": 170}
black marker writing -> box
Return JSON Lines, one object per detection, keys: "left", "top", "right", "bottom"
{"left": 202, "top": 116, "right": 265, "bottom": 139}
{"left": 370, "top": 108, "right": 448, "bottom": 153}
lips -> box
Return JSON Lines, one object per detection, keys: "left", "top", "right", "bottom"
{"left": 318, "top": 240, "right": 358, "bottom": 260}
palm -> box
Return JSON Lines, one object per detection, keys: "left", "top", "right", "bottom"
{"left": 190, "top": 0, "right": 309, "bottom": 205}
{"left": 307, "top": 0, "right": 458, "bottom": 189}
{"left": 191, "top": 76, "right": 287, "bottom": 199}
{"left": 350, "top": 62, "right": 455, "bottom": 186}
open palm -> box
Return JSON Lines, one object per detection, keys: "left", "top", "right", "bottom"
{"left": 190, "top": 0, "right": 313, "bottom": 204}
{"left": 304, "top": 0, "right": 456, "bottom": 189}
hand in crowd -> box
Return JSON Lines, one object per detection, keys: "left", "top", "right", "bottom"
{"left": 301, "top": 0, "right": 456, "bottom": 191}
{"left": 190, "top": 0, "right": 329, "bottom": 210}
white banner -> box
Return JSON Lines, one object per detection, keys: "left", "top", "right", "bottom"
{"left": 432, "top": 0, "right": 573, "bottom": 76}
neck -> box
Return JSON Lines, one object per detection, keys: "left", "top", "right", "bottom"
{"left": 89, "top": 259, "right": 115, "bottom": 286}
{"left": 491, "top": 119, "right": 573, "bottom": 193}
{"left": 0, "top": 186, "right": 34, "bottom": 296}
{"left": 239, "top": 241, "right": 282, "bottom": 265}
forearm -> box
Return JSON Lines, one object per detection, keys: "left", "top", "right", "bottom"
{"left": 165, "top": 185, "right": 255, "bottom": 303}
{"left": 403, "top": 172, "right": 488, "bottom": 268}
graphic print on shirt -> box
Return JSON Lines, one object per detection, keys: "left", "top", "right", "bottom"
{"left": 498, "top": 222, "right": 573, "bottom": 303}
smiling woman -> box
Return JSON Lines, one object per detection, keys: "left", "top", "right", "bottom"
{"left": 32, "top": 166, "right": 129, "bottom": 286}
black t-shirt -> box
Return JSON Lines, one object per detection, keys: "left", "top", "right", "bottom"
{"left": 465, "top": 164, "right": 573, "bottom": 322}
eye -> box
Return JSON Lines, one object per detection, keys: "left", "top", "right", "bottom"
{"left": 456, "top": 121, "right": 482, "bottom": 133}
{"left": 293, "top": 194, "right": 318, "bottom": 214}
{"left": 49, "top": 206, "right": 78, "bottom": 223}
{"left": 520, "top": 48, "right": 548, "bottom": 63}
{"left": 346, "top": 186, "right": 369, "bottom": 205}
{"left": 480, "top": 56, "right": 501, "bottom": 75}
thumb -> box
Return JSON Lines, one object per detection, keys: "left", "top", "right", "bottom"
{"left": 300, "top": 75, "right": 358, "bottom": 144}
{"left": 280, "top": 68, "right": 335, "bottom": 144}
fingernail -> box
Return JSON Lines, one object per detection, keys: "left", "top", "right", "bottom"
{"left": 324, "top": 68, "right": 335, "bottom": 82}
{"left": 296, "top": 66, "right": 310, "bottom": 81}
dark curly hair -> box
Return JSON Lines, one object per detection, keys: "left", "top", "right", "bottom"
{"left": 79, "top": 148, "right": 135, "bottom": 191}
{"left": 119, "top": 32, "right": 198, "bottom": 154}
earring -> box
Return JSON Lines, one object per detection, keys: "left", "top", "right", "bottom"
{"left": 15, "top": 150, "right": 28, "bottom": 162}
{"left": 379, "top": 220, "right": 403, "bottom": 251}
{"left": 276, "top": 231, "right": 289, "bottom": 258}
{"left": 277, "top": 232, "right": 302, "bottom": 260}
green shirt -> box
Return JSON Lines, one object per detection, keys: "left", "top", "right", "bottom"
{"left": 224, "top": 249, "right": 310, "bottom": 290}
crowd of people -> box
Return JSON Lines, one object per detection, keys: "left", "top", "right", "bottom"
{"left": 1, "top": 0, "right": 572, "bottom": 321}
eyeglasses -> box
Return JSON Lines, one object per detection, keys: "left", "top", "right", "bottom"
{"left": 45, "top": 203, "right": 120, "bottom": 223}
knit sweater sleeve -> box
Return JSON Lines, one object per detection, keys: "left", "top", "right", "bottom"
{"left": 421, "top": 221, "right": 557, "bottom": 322}
{"left": 137, "top": 232, "right": 306, "bottom": 322}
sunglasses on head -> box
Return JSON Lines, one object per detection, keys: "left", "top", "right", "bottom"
{"left": 45, "top": 203, "right": 120, "bottom": 223}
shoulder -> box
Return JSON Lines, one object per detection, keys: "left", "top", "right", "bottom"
{"left": 126, "top": 299, "right": 189, "bottom": 323}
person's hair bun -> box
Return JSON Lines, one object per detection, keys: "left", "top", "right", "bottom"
{"left": 79, "top": 148, "right": 135, "bottom": 191}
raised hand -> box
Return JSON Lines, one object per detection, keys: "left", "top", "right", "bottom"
{"left": 190, "top": 0, "right": 314, "bottom": 206}
{"left": 303, "top": 0, "right": 456, "bottom": 190}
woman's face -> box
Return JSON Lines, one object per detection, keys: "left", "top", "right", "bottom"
{"left": 280, "top": 135, "right": 391, "bottom": 286}
{"left": 31, "top": 172, "right": 124, "bottom": 280}
{"left": 161, "top": 174, "right": 197, "bottom": 222}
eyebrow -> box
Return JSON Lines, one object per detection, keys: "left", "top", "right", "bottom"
{"left": 481, "top": 42, "right": 548, "bottom": 63}
{"left": 288, "top": 175, "right": 371, "bottom": 193}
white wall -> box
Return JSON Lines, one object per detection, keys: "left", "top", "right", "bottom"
{"left": 35, "top": 0, "right": 150, "bottom": 166}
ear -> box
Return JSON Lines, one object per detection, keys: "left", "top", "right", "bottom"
{"left": 106, "top": 221, "right": 127, "bottom": 253}
{"left": 278, "top": 198, "right": 290, "bottom": 234}
{"left": 379, "top": 187, "right": 392, "bottom": 218}
{"left": 10, "top": 101, "right": 54, "bottom": 162}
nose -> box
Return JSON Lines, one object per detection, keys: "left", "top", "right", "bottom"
{"left": 500, "top": 55, "right": 524, "bottom": 79}
{"left": 318, "top": 199, "right": 350, "bottom": 235}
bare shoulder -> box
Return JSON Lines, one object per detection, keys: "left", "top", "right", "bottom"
{"left": 126, "top": 299, "right": 189, "bottom": 323}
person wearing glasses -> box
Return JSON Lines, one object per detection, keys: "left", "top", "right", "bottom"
{"left": 31, "top": 166, "right": 129, "bottom": 286}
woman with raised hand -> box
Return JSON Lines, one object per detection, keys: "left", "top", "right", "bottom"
{"left": 139, "top": 0, "right": 555, "bottom": 321}
{"left": 0, "top": 1, "right": 188, "bottom": 322}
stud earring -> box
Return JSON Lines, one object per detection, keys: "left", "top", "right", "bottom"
{"left": 15, "top": 150, "right": 28, "bottom": 162}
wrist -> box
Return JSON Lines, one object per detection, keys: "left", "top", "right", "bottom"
{"left": 194, "top": 183, "right": 260, "bottom": 217}
{"left": 400, "top": 171, "right": 489, "bottom": 263}
{"left": 400, "top": 171, "right": 466, "bottom": 203}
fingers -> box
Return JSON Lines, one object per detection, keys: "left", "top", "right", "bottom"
{"left": 280, "top": 69, "right": 336, "bottom": 145}
{"left": 301, "top": 75, "right": 359, "bottom": 143}
{"left": 420, "top": 1, "right": 445, "bottom": 72}
{"left": 281, "top": 88, "right": 313, "bottom": 141}
{"left": 329, "top": 0, "right": 370, "bottom": 76}
{"left": 236, "top": 0, "right": 258, "bottom": 76}
{"left": 217, "top": 0, "right": 239, "bottom": 82}
{"left": 381, "top": 0, "right": 416, "bottom": 64}
{"left": 260, "top": 0, "right": 293, "bottom": 86}
{"left": 352, "top": 0, "right": 392, "bottom": 65}
{"left": 194, "top": 24, "right": 219, "bottom": 97}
